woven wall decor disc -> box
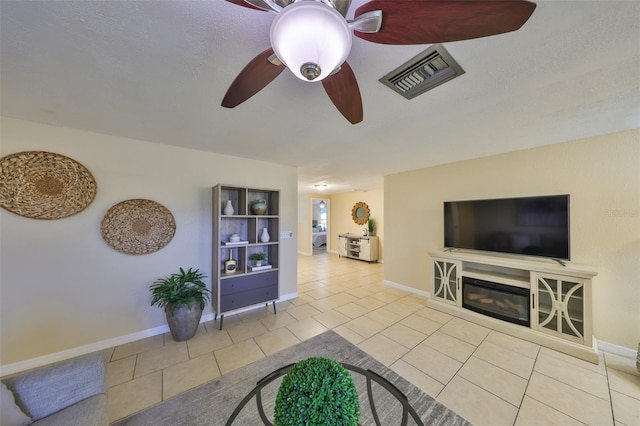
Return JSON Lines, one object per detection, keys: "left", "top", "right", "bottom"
{"left": 101, "top": 199, "right": 176, "bottom": 255}
{"left": 0, "top": 151, "right": 97, "bottom": 220}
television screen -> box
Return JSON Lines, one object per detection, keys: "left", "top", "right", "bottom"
{"left": 444, "top": 195, "right": 570, "bottom": 260}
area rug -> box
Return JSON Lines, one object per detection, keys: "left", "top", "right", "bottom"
{"left": 112, "top": 330, "right": 470, "bottom": 425}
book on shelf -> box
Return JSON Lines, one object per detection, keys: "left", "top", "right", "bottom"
{"left": 248, "top": 264, "right": 272, "bottom": 271}
{"left": 222, "top": 241, "right": 249, "bottom": 245}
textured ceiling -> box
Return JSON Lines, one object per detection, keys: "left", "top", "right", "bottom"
{"left": 1, "top": 1, "right": 639, "bottom": 194}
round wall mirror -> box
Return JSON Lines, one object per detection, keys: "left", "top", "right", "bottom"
{"left": 351, "top": 202, "right": 370, "bottom": 225}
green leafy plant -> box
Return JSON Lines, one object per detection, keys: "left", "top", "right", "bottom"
{"left": 249, "top": 252, "right": 267, "bottom": 261}
{"left": 274, "top": 357, "right": 360, "bottom": 426}
{"left": 149, "top": 267, "right": 210, "bottom": 315}
{"left": 367, "top": 218, "right": 375, "bottom": 234}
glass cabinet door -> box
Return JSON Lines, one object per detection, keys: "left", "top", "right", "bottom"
{"left": 536, "top": 274, "right": 585, "bottom": 343}
{"left": 433, "top": 259, "right": 459, "bottom": 305}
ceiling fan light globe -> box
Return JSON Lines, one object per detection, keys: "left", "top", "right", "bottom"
{"left": 270, "top": 1, "right": 352, "bottom": 82}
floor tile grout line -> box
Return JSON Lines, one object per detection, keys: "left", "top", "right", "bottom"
{"left": 512, "top": 339, "right": 541, "bottom": 423}
{"left": 356, "top": 315, "right": 457, "bottom": 394}
{"left": 520, "top": 394, "right": 591, "bottom": 425}
{"left": 457, "top": 375, "right": 522, "bottom": 410}
{"left": 603, "top": 352, "right": 640, "bottom": 403}
{"left": 429, "top": 323, "right": 535, "bottom": 422}
{"left": 539, "top": 346, "right": 608, "bottom": 376}
{"left": 468, "top": 344, "right": 532, "bottom": 380}
{"left": 434, "top": 324, "right": 491, "bottom": 401}
{"left": 533, "top": 369, "right": 613, "bottom": 403}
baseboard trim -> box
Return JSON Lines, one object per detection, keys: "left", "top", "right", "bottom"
{"left": 0, "top": 292, "right": 299, "bottom": 377}
{"left": 597, "top": 339, "right": 638, "bottom": 359}
{"left": 1, "top": 324, "right": 169, "bottom": 377}
{"left": 382, "top": 280, "right": 430, "bottom": 298}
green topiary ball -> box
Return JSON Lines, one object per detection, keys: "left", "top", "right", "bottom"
{"left": 274, "top": 357, "right": 360, "bottom": 426}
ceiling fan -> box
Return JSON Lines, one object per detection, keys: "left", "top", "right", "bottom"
{"left": 221, "top": 0, "right": 536, "bottom": 124}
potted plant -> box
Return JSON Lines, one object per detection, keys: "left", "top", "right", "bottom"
{"left": 367, "top": 217, "right": 375, "bottom": 236}
{"left": 249, "top": 252, "right": 268, "bottom": 267}
{"left": 274, "top": 357, "right": 360, "bottom": 426}
{"left": 149, "top": 267, "right": 210, "bottom": 342}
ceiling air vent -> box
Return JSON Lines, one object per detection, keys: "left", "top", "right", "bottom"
{"left": 379, "top": 44, "right": 465, "bottom": 100}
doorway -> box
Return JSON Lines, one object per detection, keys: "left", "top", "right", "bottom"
{"left": 311, "top": 198, "right": 329, "bottom": 255}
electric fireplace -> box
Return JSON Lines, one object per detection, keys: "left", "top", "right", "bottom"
{"left": 462, "top": 277, "right": 530, "bottom": 327}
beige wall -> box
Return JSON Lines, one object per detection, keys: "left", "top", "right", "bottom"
{"left": 0, "top": 117, "right": 298, "bottom": 366}
{"left": 297, "top": 194, "right": 310, "bottom": 254}
{"left": 330, "top": 190, "right": 384, "bottom": 261}
{"left": 384, "top": 129, "right": 640, "bottom": 349}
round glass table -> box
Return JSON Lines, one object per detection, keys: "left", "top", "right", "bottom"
{"left": 225, "top": 362, "right": 424, "bottom": 426}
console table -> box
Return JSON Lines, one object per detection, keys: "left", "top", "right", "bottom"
{"left": 428, "top": 250, "right": 598, "bottom": 363}
{"left": 338, "top": 234, "right": 378, "bottom": 262}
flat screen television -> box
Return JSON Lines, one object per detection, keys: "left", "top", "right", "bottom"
{"left": 444, "top": 195, "right": 570, "bottom": 260}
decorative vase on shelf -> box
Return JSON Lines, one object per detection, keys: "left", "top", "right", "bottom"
{"left": 252, "top": 199, "right": 267, "bottom": 215}
{"left": 260, "top": 228, "right": 270, "bottom": 243}
{"left": 223, "top": 200, "right": 234, "bottom": 215}
{"left": 224, "top": 250, "right": 237, "bottom": 274}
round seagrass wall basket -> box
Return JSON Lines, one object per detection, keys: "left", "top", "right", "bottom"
{"left": 101, "top": 199, "right": 176, "bottom": 255}
{"left": 0, "top": 151, "right": 97, "bottom": 220}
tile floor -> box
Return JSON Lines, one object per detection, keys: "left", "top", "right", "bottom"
{"left": 107, "top": 253, "right": 640, "bottom": 425}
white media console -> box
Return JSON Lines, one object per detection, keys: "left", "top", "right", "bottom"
{"left": 428, "top": 250, "right": 599, "bottom": 363}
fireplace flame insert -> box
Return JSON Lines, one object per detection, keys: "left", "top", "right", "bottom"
{"left": 462, "top": 277, "right": 530, "bottom": 327}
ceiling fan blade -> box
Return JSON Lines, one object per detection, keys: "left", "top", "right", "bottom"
{"left": 221, "top": 48, "right": 286, "bottom": 108}
{"left": 322, "top": 62, "right": 363, "bottom": 124}
{"left": 225, "top": 0, "right": 268, "bottom": 12}
{"left": 354, "top": 0, "right": 536, "bottom": 44}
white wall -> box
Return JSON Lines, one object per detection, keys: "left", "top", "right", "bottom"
{"left": 384, "top": 129, "right": 640, "bottom": 350}
{"left": 0, "top": 117, "right": 298, "bottom": 366}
